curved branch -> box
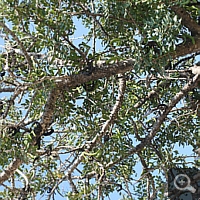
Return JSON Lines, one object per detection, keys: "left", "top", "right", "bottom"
{"left": 16, "top": 169, "right": 29, "bottom": 191}
{"left": 49, "top": 74, "right": 126, "bottom": 195}
{"left": 105, "top": 74, "right": 200, "bottom": 168}
{"left": 92, "top": 73, "right": 126, "bottom": 145}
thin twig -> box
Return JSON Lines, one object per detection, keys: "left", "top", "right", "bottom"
{"left": 0, "top": 22, "right": 32, "bottom": 72}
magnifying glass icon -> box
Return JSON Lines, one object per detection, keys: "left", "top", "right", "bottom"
{"left": 174, "top": 174, "right": 196, "bottom": 193}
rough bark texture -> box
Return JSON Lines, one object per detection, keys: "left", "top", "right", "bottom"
{"left": 0, "top": 158, "right": 23, "bottom": 185}
{"left": 57, "top": 59, "right": 135, "bottom": 89}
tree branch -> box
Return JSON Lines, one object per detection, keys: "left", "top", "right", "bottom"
{"left": 171, "top": 5, "right": 200, "bottom": 36}
{"left": 105, "top": 74, "right": 200, "bottom": 168}
{"left": 0, "top": 22, "right": 32, "bottom": 72}
{"left": 172, "top": 36, "right": 200, "bottom": 59}
{"left": 0, "top": 158, "right": 23, "bottom": 185}
{"left": 0, "top": 87, "right": 59, "bottom": 185}
{"left": 40, "top": 87, "right": 60, "bottom": 131}
{"left": 57, "top": 59, "right": 135, "bottom": 89}
{"left": 49, "top": 74, "right": 126, "bottom": 195}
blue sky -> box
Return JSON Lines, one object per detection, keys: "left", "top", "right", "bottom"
{"left": 0, "top": 9, "right": 198, "bottom": 200}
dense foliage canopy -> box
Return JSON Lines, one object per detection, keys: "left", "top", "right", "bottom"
{"left": 0, "top": 0, "right": 199, "bottom": 199}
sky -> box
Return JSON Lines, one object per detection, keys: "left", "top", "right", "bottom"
{"left": 0, "top": 6, "right": 199, "bottom": 200}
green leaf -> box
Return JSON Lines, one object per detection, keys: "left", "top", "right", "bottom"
{"left": 106, "top": 57, "right": 119, "bottom": 64}
{"left": 182, "top": 34, "right": 195, "bottom": 44}
{"left": 110, "top": 38, "right": 121, "bottom": 46}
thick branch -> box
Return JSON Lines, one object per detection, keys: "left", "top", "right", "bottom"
{"left": 57, "top": 59, "right": 135, "bottom": 89}
{"left": 0, "top": 158, "right": 23, "bottom": 185}
{"left": 171, "top": 6, "right": 200, "bottom": 36}
{"left": 40, "top": 87, "right": 60, "bottom": 131}
{"left": 172, "top": 36, "right": 200, "bottom": 59}
{"left": 0, "top": 88, "right": 15, "bottom": 92}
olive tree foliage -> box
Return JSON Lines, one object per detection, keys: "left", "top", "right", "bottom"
{"left": 0, "top": 0, "right": 199, "bottom": 199}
